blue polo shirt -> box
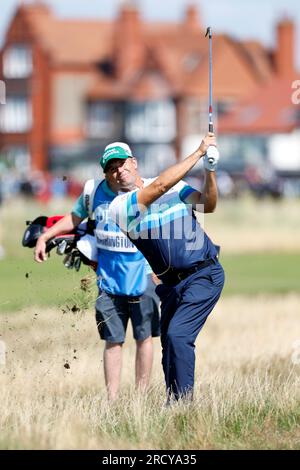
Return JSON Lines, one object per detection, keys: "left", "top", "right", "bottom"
{"left": 72, "top": 179, "right": 152, "bottom": 296}
{"left": 108, "top": 181, "right": 218, "bottom": 276}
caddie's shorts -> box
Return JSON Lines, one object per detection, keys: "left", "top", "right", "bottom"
{"left": 95, "top": 277, "right": 160, "bottom": 343}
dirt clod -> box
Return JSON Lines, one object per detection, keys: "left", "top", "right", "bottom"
{"left": 71, "top": 305, "right": 80, "bottom": 313}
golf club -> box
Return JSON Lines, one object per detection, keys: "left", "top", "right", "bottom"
{"left": 205, "top": 26, "right": 215, "bottom": 164}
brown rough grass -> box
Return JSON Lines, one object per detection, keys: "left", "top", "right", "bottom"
{"left": 1, "top": 294, "right": 300, "bottom": 449}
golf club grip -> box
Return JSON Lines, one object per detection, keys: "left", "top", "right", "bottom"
{"left": 208, "top": 123, "right": 214, "bottom": 162}
{"left": 207, "top": 139, "right": 215, "bottom": 164}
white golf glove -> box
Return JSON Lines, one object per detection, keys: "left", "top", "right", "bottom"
{"left": 203, "top": 146, "right": 220, "bottom": 171}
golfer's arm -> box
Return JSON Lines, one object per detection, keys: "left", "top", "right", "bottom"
{"left": 183, "top": 171, "right": 218, "bottom": 213}
{"left": 38, "top": 213, "right": 83, "bottom": 243}
{"left": 137, "top": 148, "right": 205, "bottom": 207}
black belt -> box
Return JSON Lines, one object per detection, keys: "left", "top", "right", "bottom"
{"left": 106, "top": 292, "right": 142, "bottom": 303}
{"left": 127, "top": 296, "right": 142, "bottom": 303}
{"left": 158, "top": 258, "right": 216, "bottom": 285}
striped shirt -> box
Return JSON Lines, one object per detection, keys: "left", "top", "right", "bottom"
{"left": 109, "top": 180, "right": 218, "bottom": 276}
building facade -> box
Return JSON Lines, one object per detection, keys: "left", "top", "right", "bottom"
{"left": 0, "top": 3, "right": 297, "bottom": 177}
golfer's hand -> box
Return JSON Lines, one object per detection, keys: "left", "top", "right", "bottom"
{"left": 34, "top": 236, "right": 47, "bottom": 263}
{"left": 198, "top": 132, "right": 216, "bottom": 156}
{"left": 204, "top": 145, "right": 220, "bottom": 171}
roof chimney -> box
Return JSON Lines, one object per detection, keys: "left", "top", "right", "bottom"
{"left": 114, "top": 3, "right": 144, "bottom": 79}
{"left": 184, "top": 5, "right": 200, "bottom": 31}
{"left": 275, "top": 19, "right": 295, "bottom": 78}
{"left": 19, "top": 1, "right": 51, "bottom": 16}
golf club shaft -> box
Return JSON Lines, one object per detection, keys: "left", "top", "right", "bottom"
{"left": 208, "top": 28, "right": 213, "bottom": 133}
{"left": 206, "top": 27, "right": 214, "bottom": 163}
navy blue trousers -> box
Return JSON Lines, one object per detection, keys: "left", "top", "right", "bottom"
{"left": 155, "top": 260, "right": 225, "bottom": 400}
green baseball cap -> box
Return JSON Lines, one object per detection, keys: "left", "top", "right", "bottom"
{"left": 100, "top": 142, "right": 133, "bottom": 171}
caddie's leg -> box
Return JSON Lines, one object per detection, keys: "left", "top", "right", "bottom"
{"left": 130, "top": 292, "right": 159, "bottom": 391}
{"left": 135, "top": 336, "right": 153, "bottom": 391}
{"left": 103, "top": 342, "right": 123, "bottom": 402}
{"left": 95, "top": 292, "right": 129, "bottom": 401}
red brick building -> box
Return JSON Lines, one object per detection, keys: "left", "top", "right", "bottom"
{"left": 0, "top": 2, "right": 297, "bottom": 176}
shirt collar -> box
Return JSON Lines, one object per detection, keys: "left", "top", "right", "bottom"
{"left": 102, "top": 179, "right": 117, "bottom": 198}
{"left": 103, "top": 177, "right": 148, "bottom": 197}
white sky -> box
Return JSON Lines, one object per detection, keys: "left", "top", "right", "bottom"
{"left": 1, "top": 0, "right": 300, "bottom": 68}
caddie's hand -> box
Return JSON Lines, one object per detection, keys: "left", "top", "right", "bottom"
{"left": 198, "top": 132, "right": 216, "bottom": 156}
{"left": 203, "top": 145, "right": 220, "bottom": 171}
{"left": 34, "top": 236, "right": 48, "bottom": 263}
{"left": 151, "top": 272, "right": 161, "bottom": 286}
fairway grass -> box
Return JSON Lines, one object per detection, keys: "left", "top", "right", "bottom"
{"left": 1, "top": 294, "right": 300, "bottom": 449}
{"left": 0, "top": 255, "right": 96, "bottom": 313}
{"left": 222, "top": 252, "right": 300, "bottom": 296}
{"left": 0, "top": 252, "right": 299, "bottom": 312}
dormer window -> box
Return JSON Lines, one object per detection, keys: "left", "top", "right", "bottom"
{"left": 182, "top": 53, "right": 202, "bottom": 72}
{"left": 125, "top": 100, "right": 176, "bottom": 143}
{"left": 3, "top": 45, "right": 32, "bottom": 79}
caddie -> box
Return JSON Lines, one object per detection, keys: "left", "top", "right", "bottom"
{"left": 34, "top": 142, "right": 160, "bottom": 401}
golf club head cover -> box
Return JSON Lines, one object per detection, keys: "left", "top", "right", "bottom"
{"left": 203, "top": 145, "right": 219, "bottom": 171}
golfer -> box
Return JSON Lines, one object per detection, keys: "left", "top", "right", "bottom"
{"left": 109, "top": 133, "right": 224, "bottom": 401}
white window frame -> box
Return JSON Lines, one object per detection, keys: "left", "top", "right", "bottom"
{"left": 3, "top": 45, "right": 33, "bottom": 79}
{"left": 125, "top": 100, "right": 176, "bottom": 143}
{"left": 86, "top": 102, "right": 115, "bottom": 138}
{"left": 0, "top": 96, "right": 32, "bottom": 133}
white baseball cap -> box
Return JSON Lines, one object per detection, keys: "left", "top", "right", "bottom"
{"left": 100, "top": 142, "right": 133, "bottom": 171}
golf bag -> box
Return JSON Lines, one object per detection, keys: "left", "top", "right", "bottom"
{"left": 22, "top": 215, "right": 98, "bottom": 271}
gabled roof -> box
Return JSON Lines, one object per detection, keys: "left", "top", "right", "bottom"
{"left": 86, "top": 32, "right": 270, "bottom": 101}
{"left": 181, "top": 34, "right": 267, "bottom": 98}
{"left": 87, "top": 46, "right": 179, "bottom": 101}
{"left": 4, "top": 2, "right": 296, "bottom": 109}
{"left": 218, "top": 78, "right": 300, "bottom": 134}
{"left": 240, "top": 40, "right": 274, "bottom": 82}
{"left": 21, "top": 4, "right": 113, "bottom": 65}
{"left": 10, "top": 4, "right": 274, "bottom": 87}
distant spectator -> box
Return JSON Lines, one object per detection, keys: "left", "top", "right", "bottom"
{"left": 217, "top": 170, "right": 234, "bottom": 198}
{"left": 0, "top": 178, "right": 3, "bottom": 206}
{"left": 19, "top": 177, "right": 34, "bottom": 197}
{"left": 33, "top": 171, "right": 52, "bottom": 204}
{"left": 67, "top": 178, "right": 84, "bottom": 199}
{"left": 244, "top": 164, "right": 282, "bottom": 199}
